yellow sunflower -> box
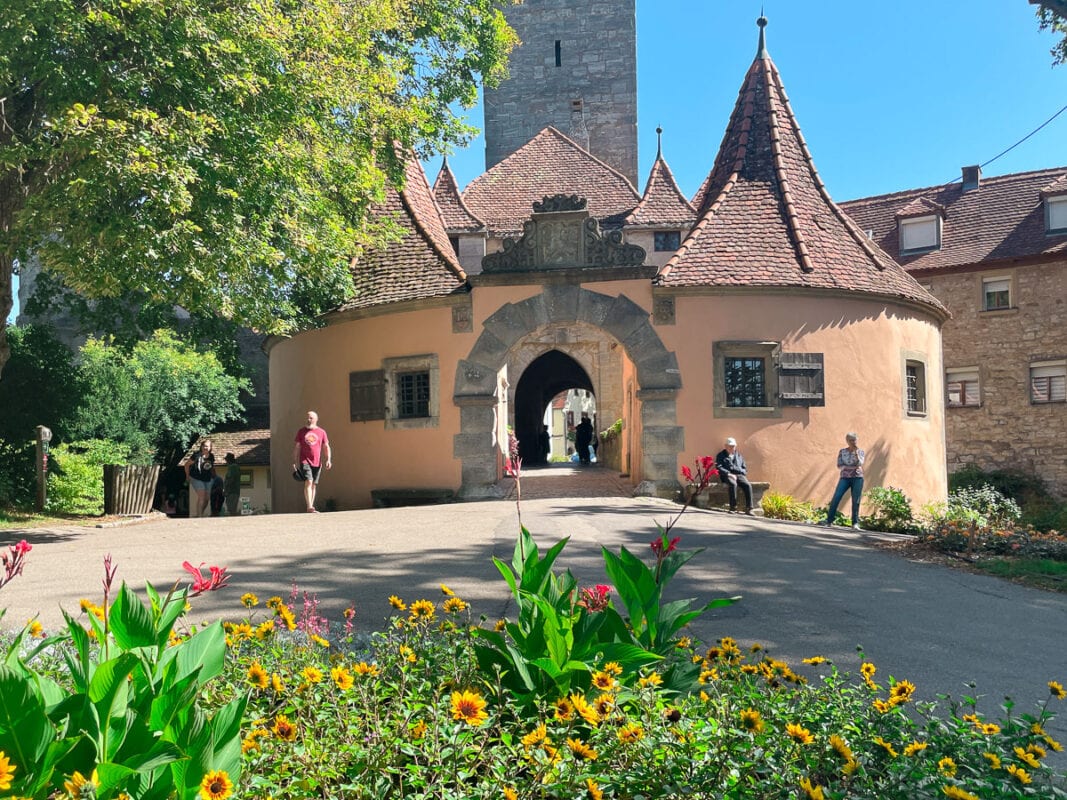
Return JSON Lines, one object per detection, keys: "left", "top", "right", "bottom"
{"left": 0, "top": 751, "right": 15, "bottom": 791}
{"left": 570, "top": 693, "right": 600, "bottom": 726}
{"left": 739, "top": 709, "right": 764, "bottom": 733}
{"left": 199, "top": 769, "right": 233, "bottom": 800}
{"left": 301, "top": 666, "right": 323, "bottom": 683}
{"left": 240, "top": 592, "right": 259, "bottom": 608}
{"left": 591, "top": 671, "right": 616, "bottom": 691}
{"left": 450, "top": 689, "right": 489, "bottom": 726}
{"left": 903, "top": 741, "right": 928, "bottom": 757}
{"left": 786, "top": 723, "right": 814, "bottom": 745}
{"left": 983, "top": 751, "right": 1002, "bottom": 769}
{"left": 829, "top": 734, "right": 853, "bottom": 762}
{"left": 272, "top": 715, "right": 297, "bottom": 741}
{"left": 246, "top": 662, "right": 269, "bottom": 690}
{"left": 331, "top": 665, "right": 354, "bottom": 691}
{"left": 617, "top": 723, "right": 644, "bottom": 744}
{"left": 799, "top": 777, "right": 825, "bottom": 800}
{"left": 388, "top": 595, "right": 406, "bottom": 610}
{"left": 941, "top": 787, "right": 979, "bottom": 800}
{"left": 443, "top": 597, "right": 468, "bottom": 614}
{"left": 566, "top": 737, "right": 598, "bottom": 761}
{"left": 586, "top": 777, "right": 604, "bottom": 800}
{"left": 1006, "top": 764, "right": 1032, "bottom": 785}
{"left": 64, "top": 769, "right": 100, "bottom": 799}
{"left": 408, "top": 599, "right": 435, "bottom": 622}
{"left": 938, "top": 757, "right": 957, "bottom": 777}
{"left": 522, "top": 723, "right": 547, "bottom": 751}
{"left": 1050, "top": 680, "right": 1066, "bottom": 700}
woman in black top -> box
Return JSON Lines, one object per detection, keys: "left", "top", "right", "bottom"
{"left": 185, "top": 439, "right": 216, "bottom": 518}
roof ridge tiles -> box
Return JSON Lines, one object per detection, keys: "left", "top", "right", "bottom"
{"left": 841, "top": 165, "right": 1067, "bottom": 207}
{"left": 399, "top": 155, "right": 467, "bottom": 282}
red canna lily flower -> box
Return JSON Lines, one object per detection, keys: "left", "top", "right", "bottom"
{"left": 182, "top": 561, "right": 231, "bottom": 596}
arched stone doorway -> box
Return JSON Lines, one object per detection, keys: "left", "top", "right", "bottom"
{"left": 453, "top": 284, "right": 683, "bottom": 499}
{"left": 513, "top": 350, "right": 594, "bottom": 464}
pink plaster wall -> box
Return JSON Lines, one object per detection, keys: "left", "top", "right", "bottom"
{"left": 661, "top": 292, "right": 947, "bottom": 510}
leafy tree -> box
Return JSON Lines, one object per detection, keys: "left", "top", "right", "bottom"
{"left": 71, "top": 330, "right": 251, "bottom": 465}
{"left": 1035, "top": 0, "right": 1067, "bottom": 64}
{"left": 0, "top": 0, "right": 517, "bottom": 377}
{"left": 0, "top": 325, "right": 83, "bottom": 505}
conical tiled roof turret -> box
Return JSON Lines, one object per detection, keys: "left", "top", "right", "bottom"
{"left": 432, "top": 157, "right": 486, "bottom": 233}
{"left": 625, "top": 127, "right": 697, "bottom": 227}
{"left": 659, "top": 18, "right": 945, "bottom": 314}
{"left": 339, "top": 153, "right": 467, "bottom": 312}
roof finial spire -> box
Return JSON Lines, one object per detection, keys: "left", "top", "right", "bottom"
{"left": 656, "top": 126, "right": 663, "bottom": 159}
{"left": 756, "top": 13, "right": 769, "bottom": 58}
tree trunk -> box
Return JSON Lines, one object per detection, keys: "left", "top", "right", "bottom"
{"left": 0, "top": 226, "right": 13, "bottom": 381}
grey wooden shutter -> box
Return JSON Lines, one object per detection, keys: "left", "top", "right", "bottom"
{"left": 350, "top": 370, "right": 386, "bottom": 421}
{"left": 778, "top": 353, "right": 825, "bottom": 406}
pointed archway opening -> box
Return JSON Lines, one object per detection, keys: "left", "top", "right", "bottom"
{"left": 514, "top": 350, "right": 594, "bottom": 464}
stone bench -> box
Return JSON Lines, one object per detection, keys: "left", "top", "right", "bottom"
{"left": 370, "top": 488, "right": 456, "bottom": 509}
{"left": 686, "top": 481, "right": 771, "bottom": 514}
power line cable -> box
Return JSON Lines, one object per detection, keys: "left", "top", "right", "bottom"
{"left": 945, "top": 101, "right": 1067, "bottom": 183}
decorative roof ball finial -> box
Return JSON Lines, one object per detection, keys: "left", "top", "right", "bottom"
{"left": 757, "top": 14, "right": 769, "bottom": 58}
{"left": 656, "top": 125, "right": 663, "bottom": 158}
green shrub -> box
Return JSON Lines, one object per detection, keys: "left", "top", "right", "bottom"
{"left": 862, "top": 486, "right": 916, "bottom": 533}
{"left": 761, "top": 491, "right": 818, "bottom": 522}
{"left": 46, "top": 439, "right": 132, "bottom": 515}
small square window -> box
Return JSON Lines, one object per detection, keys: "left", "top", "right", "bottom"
{"left": 982, "top": 277, "right": 1011, "bottom": 311}
{"left": 946, "top": 368, "right": 980, "bottom": 408}
{"left": 1048, "top": 196, "right": 1067, "bottom": 233}
{"left": 1030, "top": 361, "right": 1066, "bottom": 404}
{"left": 724, "top": 357, "right": 766, "bottom": 407}
{"left": 397, "top": 371, "right": 431, "bottom": 418}
{"left": 654, "top": 230, "right": 681, "bottom": 252}
{"left": 905, "top": 360, "right": 927, "bottom": 416}
{"left": 899, "top": 216, "right": 940, "bottom": 252}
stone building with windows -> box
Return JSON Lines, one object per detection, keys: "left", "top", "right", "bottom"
{"left": 841, "top": 167, "right": 1067, "bottom": 497}
{"left": 267, "top": 18, "right": 949, "bottom": 513}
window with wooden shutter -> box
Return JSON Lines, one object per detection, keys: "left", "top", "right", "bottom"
{"left": 350, "top": 370, "right": 386, "bottom": 422}
{"left": 777, "top": 352, "right": 825, "bottom": 407}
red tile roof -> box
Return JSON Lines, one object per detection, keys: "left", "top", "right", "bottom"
{"left": 1041, "top": 173, "right": 1067, "bottom": 197}
{"left": 462, "top": 127, "right": 640, "bottom": 237}
{"left": 895, "top": 196, "right": 946, "bottom": 219}
{"left": 840, "top": 166, "right": 1067, "bottom": 273}
{"left": 660, "top": 22, "right": 944, "bottom": 315}
{"left": 186, "top": 430, "right": 270, "bottom": 466}
{"left": 339, "top": 154, "right": 467, "bottom": 312}
{"left": 625, "top": 151, "right": 697, "bottom": 227}
{"left": 432, "top": 158, "right": 485, "bottom": 233}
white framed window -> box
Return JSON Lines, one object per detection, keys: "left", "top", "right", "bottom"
{"left": 905, "top": 359, "right": 927, "bottom": 416}
{"left": 982, "top": 276, "right": 1011, "bottom": 311}
{"left": 946, "top": 367, "right": 980, "bottom": 408}
{"left": 1030, "top": 360, "right": 1066, "bottom": 404}
{"left": 899, "top": 215, "right": 940, "bottom": 252}
{"left": 1047, "top": 196, "right": 1067, "bottom": 234}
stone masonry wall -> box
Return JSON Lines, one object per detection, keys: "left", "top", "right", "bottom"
{"left": 484, "top": 0, "right": 639, "bottom": 186}
{"left": 930, "top": 258, "right": 1067, "bottom": 498}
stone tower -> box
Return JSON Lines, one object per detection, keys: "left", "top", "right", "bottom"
{"left": 484, "top": 0, "right": 639, "bottom": 187}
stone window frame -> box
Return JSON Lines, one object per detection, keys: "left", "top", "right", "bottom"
{"left": 902, "top": 353, "right": 929, "bottom": 418}
{"left": 383, "top": 354, "right": 440, "bottom": 430}
{"left": 898, "top": 214, "right": 941, "bottom": 254}
{"left": 712, "top": 341, "right": 780, "bottom": 419}
{"left": 239, "top": 469, "right": 254, "bottom": 488}
{"left": 980, "top": 273, "right": 1014, "bottom": 313}
{"left": 1029, "top": 359, "right": 1066, "bottom": 405}
{"left": 1046, "top": 195, "right": 1067, "bottom": 235}
{"left": 945, "top": 366, "right": 981, "bottom": 408}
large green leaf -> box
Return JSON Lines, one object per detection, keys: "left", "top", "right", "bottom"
{"left": 0, "top": 666, "right": 52, "bottom": 770}
{"left": 174, "top": 622, "right": 225, "bottom": 685}
{"left": 110, "top": 583, "right": 157, "bottom": 650}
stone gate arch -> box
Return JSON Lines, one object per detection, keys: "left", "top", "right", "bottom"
{"left": 452, "top": 284, "right": 683, "bottom": 498}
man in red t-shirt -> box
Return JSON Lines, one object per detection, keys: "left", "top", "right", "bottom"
{"left": 292, "top": 410, "right": 332, "bottom": 512}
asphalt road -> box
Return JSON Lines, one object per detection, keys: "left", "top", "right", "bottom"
{"left": 2, "top": 491, "right": 1065, "bottom": 748}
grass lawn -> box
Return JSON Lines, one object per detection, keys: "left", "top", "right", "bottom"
{"left": 975, "top": 557, "right": 1067, "bottom": 592}
{"left": 0, "top": 507, "right": 101, "bottom": 530}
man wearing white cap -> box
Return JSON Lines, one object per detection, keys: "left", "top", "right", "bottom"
{"left": 714, "top": 437, "right": 754, "bottom": 514}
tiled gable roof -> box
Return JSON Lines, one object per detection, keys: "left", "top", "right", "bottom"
{"left": 659, "top": 20, "right": 944, "bottom": 315}
{"left": 432, "top": 158, "right": 485, "bottom": 232}
{"left": 840, "top": 166, "right": 1067, "bottom": 272}
{"left": 462, "top": 127, "right": 640, "bottom": 237}
{"left": 895, "top": 196, "right": 946, "bottom": 219}
{"left": 186, "top": 430, "right": 270, "bottom": 466}
{"left": 339, "top": 154, "right": 467, "bottom": 312}
{"left": 625, "top": 147, "right": 697, "bottom": 227}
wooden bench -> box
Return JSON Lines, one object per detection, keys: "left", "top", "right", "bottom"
{"left": 370, "top": 488, "right": 456, "bottom": 509}
{"left": 686, "top": 481, "right": 771, "bottom": 514}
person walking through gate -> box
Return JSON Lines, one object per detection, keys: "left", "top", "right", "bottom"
{"left": 823, "top": 432, "right": 865, "bottom": 529}
{"left": 575, "top": 414, "right": 594, "bottom": 465}
{"left": 292, "top": 411, "right": 332, "bottom": 513}
{"left": 185, "top": 439, "right": 216, "bottom": 518}
{"left": 715, "top": 437, "right": 755, "bottom": 514}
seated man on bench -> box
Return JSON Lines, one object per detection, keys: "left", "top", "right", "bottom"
{"left": 715, "top": 437, "right": 755, "bottom": 515}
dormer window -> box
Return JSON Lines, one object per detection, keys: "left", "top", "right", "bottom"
{"left": 899, "top": 215, "right": 940, "bottom": 253}
{"left": 1047, "top": 195, "right": 1067, "bottom": 234}
{"left": 654, "top": 230, "right": 681, "bottom": 251}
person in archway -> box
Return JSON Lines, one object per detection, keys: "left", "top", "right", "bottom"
{"left": 538, "top": 424, "right": 551, "bottom": 464}
{"left": 575, "top": 414, "right": 594, "bottom": 465}
{"left": 715, "top": 437, "right": 755, "bottom": 514}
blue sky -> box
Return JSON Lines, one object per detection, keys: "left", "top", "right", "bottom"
{"left": 9, "top": 2, "right": 1066, "bottom": 324}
